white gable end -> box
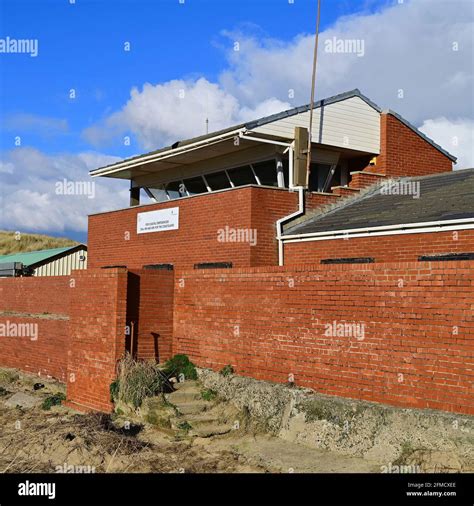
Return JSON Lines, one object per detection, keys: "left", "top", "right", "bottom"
{"left": 252, "top": 96, "right": 380, "bottom": 154}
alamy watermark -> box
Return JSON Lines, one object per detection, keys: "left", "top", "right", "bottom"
{"left": 324, "top": 37, "right": 365, "bottom": 57}
{"left": 55, "top": 179, "right": 96, "bottom": 199}
{"left": 217, "top": 226, "right": 257, "bottom": 246}
{"left": 381, "top": 462, "right": 420, "bottom": 474}
{"left": 18, "top": 481, "right": 55, "bottom": 500}
{"left": 380, "top": 179, "right": 420, "bottom": 199}
{"left": 0, "top": 36, "right": 38, "bottom": 57}
{"left": 0, "top": 321, "right": 38, "bottom": 341}
{"left": 324, "top": 320, "right": 365, "bottom": 340}
{"left": 55, "top": 463, "right": 96, "bottom": 473}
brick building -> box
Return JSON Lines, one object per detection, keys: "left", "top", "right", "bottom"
{"left": 1, "top": 90, "right": 473, "bottom": 414}
{"left": 88, "top": 89, "right": 470, "bottom": 270}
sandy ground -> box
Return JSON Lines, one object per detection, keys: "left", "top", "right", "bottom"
{"left": 0, "top": 369, "right": 380, "bottom": 474}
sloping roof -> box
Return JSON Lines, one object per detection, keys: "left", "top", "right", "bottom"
{"left": 284, "top": 168, "right": 474, "bottom": 236}
{"left": 90, "top": 88, "right": 456, "bottom": 177}
{"left": 0, "top": 245, "right": 86, "bottom": 267}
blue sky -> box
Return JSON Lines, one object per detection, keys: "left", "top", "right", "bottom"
{"left": 0, "top": 0, "right": 385, "bottom": 156}
{"left": 0, "top": 0, "right": 473, "bottom": 243}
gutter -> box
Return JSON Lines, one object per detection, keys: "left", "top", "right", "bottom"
{"left": 282, "top": 217, "right": 474, "bottom": 244}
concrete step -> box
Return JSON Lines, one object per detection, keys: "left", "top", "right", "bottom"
{"left": 173, "top": 381, "right": 199, "bottom": 391}
{"left": 174, "top": 401, "right": 210, "bottom": 416}
{"left": 185, "top": 412, "right": 220, "bottom": 426}
{"left": 166, "top": 390, "right": 202, "bottom": 403}
{"left": 190, "top": 423, "right": 233, "bottom": 438}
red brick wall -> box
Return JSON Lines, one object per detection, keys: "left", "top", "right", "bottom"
{"left": 249, "top": 188, "right": 298, "bottom": 266}
{"left": 67, "top": 268, "right": 128, "bottom": 412}
{"left": 173, "top": 261, "right": 474, "bottom": 415}
{"left": 372, "top": 113, "right": 453, "bottom": 177}
{"left": 129, "top": 269, "right": 175, "bottom": 363}
{"left": 88, "top": 187, "right": 258, "bottom": 270}
{"left": 0, "top": 277, "right": 71, "bottom": 380}
{"left": 284, "top": 229, "right": 474, "bottom": 265}
{"left": 349, "top": 172, "right": 385, "bottom": 190}
{"left": 0, "top": 269, "right": 129, "bottom": 413}
{"left": 0, "top": 275, "right": 71, "bottom": 314}
{"left": 2, "top": 259, "right": 473, "bottom": 415}
{"left": 87, "top": 185, "right": 354, "bottom": 272}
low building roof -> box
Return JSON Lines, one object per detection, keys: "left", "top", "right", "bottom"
{"left": 0, "top": 245, "right": 86, "bottom": 267}
{"left": 90, "top": 89, "right": 456, "bottom": 179}
{"left": 284, "top": 168, "right": 474, "bottom": 236}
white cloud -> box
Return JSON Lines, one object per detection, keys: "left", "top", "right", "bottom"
{"left": 83, "top": 78, "right": 289, "bottom": 150}
{"left": 0, "top": 162, "right": 14, "bottom": 174}
{"left": 0, "top": 148, "right": 128, "bottom": 233}
{"left": 5, "top": 0, "right": 472, "bottom": 235}
{"left": 219, "top": 0, "right": 473, "bottom": 125}
{"left": 237, "top": 97, "right": 291, "bottom": 123}
{"left": 81, "top": 0, "right": 473, "bottom": 164}
{"left": 419, "top": 117, "right": 474, "bottom": 169}
{"left": 4, "top": 113, "right": 69, "bottom": 137}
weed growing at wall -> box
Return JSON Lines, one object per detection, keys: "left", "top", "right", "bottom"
{"left": 163, "top": 354, "right": 197, "bottom": 381}
{"left": 220, "top": 364, "right": 234, "bottom": 377}
{"left": 201, "top": 389, "right": 217, "bottom": 401}
{"left": 41, "top": 393, "right": 66, "bottom": 410}
{"left": 115, "top": 353, "right": 166, "bottom": 408}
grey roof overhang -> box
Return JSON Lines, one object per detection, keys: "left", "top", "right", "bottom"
{"left": 89, "top": 88, "right": 456, "bottom": 179}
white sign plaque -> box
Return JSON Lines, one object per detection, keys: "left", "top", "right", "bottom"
{"left": 137, "top": 207, "right": 179, "bottom": 234}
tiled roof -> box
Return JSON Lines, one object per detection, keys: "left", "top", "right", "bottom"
{"left": 284, "top": 169, "right": 474, "bottom": 236}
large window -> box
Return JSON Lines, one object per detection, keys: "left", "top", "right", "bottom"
{"left": 227, "top": 165, "right": 256, "bottom": 186}
{"left": 252, "top": 160, "right": 278, "bottom": 187}
{"left": 165, "top": 180, "right": 186, "bottom": 199}
{"left": 143, "top": 158, "right": 285, "bottom": 203}
{"left": 183, "top": 176, "right": 208, "bottom": 195}
{"left": 146, "top": 184, "right": 168, "bottom": 202}
{"left": 308, "top": 163, "right": 332, "bottom": 192}
{"left": 204, "top": 171, "right": 232, "bottom": 191}
{"left": 281, "top": 159, "right": 290, "bottom": 188}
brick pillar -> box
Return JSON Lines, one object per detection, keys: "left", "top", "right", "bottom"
{"left": 66, "top": 268, "right": 128, "bottom": 412}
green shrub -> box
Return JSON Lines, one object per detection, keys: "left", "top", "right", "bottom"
{"left": 163, "top": 354, "right": 197, "bottom": 381}
{"left": 177, "top": 420, "right": 192, "bottom": 432}
{"left": 115, "top": 353, "right": 166, "bottom": 409}
{"left": 42, "top": 392, "right": 66, "bottom": 410}
{"left": 220, "top": 364, "right": 234, "bottom": 377}
{"left": 110, "top": 379, "right": 120, "bottom": 402}
{"left": 201, "top": 389, "right": 217, "bottom": 401}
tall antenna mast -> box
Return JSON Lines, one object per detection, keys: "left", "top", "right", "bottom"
{"left": 205, "top": 90, "right": 209, "bottom": 134}
{"left": 306, "top": 0, "right": 322, "bottom": 186}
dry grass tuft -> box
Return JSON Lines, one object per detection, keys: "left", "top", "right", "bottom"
{"left": 115, "top": 354, "right": 168, "bottom": 409}
{"left": 0, "top": 230, "right": 78, "bottom": 256}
